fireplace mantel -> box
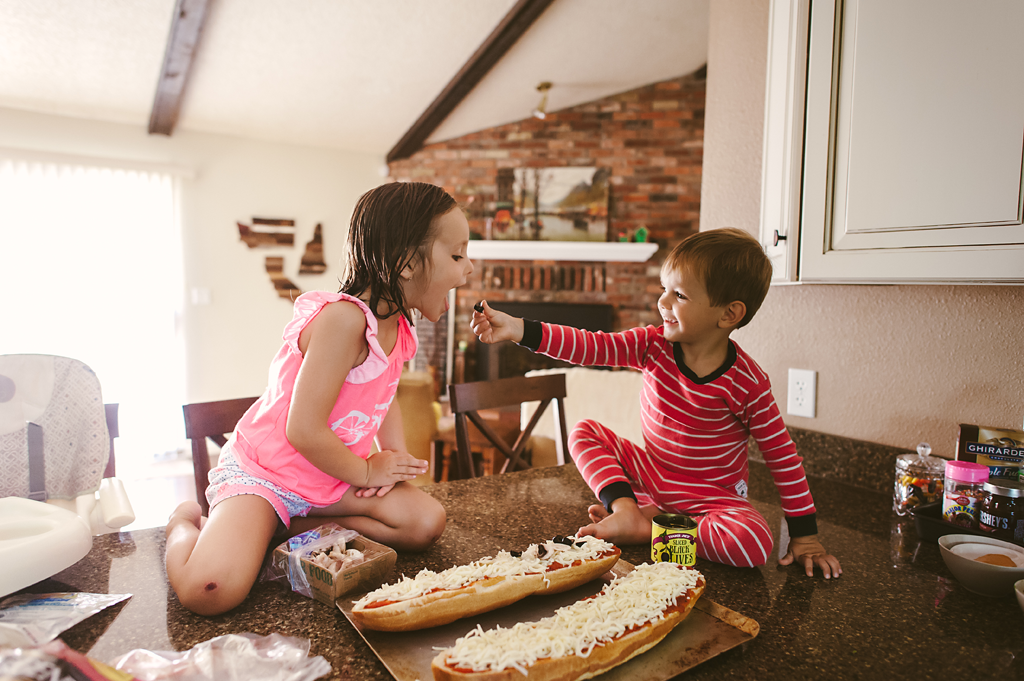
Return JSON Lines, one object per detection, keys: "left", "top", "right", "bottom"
{"left": 466, "top": 241, "right": 658, "bottom": 262}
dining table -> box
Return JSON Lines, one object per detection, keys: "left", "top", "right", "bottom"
{"left": 12, "top": 459, "right": 1024, "bottom": 680}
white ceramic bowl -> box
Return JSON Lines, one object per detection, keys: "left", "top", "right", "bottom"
{"left": 938, "top": 534, "right": 1024, "bottom": 598}
{"left": 1016, "top": 579, "right": 1024, "bottom": 615}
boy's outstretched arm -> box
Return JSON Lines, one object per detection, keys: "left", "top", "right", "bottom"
{"left": 779, "top": 534, "right": 842, "bottom": 579}
{"left": 471, "top": 300, "right": 524, "bottom": 344}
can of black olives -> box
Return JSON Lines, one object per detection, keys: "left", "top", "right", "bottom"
{"left": 651, "top": 514, "right": 698, "bottom": 566}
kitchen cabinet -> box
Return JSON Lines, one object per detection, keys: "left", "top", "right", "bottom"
{"left": 761, "top": 0, "right": 1024, "bottom": 284}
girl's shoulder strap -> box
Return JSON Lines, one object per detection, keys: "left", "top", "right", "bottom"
{"left": 282, "top": 291, "right": 377, "bottom": 352}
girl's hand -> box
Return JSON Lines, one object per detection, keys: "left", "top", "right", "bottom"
{"left": 471, "top": 301, "right": 524, "bottom": 344}
{"left": 779, "top": 535, "right": 843, "bottom": 579}
{"left": 363, "top": 449, "right": 428, "bottom": 489}
{"left": 354, "top": 484, "right": 396, "bottom": 498}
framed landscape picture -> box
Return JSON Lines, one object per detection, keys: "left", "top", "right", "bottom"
{"left": 492, "top": 167, "right": 610, "bottom": 242}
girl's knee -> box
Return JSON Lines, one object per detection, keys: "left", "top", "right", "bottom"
{"left": 171, "top": 567, "right": 254, "bottom": 616}
{"left": 404, "top": 498, "right": 447, "bottom": 550}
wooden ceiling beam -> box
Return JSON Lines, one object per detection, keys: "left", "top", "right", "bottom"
{"left": 148, "top": 0, "right": 213, "bottom": 136}
{"left": 386, "top": 0, "right": 556, "bottom": 163}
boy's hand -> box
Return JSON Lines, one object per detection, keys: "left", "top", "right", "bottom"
{"left": 471, "top": 301, "right": 524, "bottom": 344}
{"left": 779, "top": 535, "right": 842, "bottom": 579}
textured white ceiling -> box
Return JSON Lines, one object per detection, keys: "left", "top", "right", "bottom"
{"left": 0, "top": 0, "right": 176, "bottom": 124}
{"left": 0, "top": 0, "right": 709, "bottom": 156}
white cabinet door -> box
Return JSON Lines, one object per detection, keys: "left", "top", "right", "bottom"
{"left": 760, "top": 0, "right": 810, "bottom": 282}
{"left": 764, "top": 0, "right": 1024, "bottom": 284}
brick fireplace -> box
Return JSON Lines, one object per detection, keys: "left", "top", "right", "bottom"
{"left": 390, "top": 68, "right": 706, "bottom": 388}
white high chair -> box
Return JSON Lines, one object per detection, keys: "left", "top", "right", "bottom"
{"left": 0, "top": 354, "right": 135, "bottom": 597}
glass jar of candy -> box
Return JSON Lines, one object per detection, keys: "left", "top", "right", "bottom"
{"left": 893, "top": 442, "right": 945, "bottom": 516}
{"left": 942, "top": 460, "right": 989, "bottom": 529}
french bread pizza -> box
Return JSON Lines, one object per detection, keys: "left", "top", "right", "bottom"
{"left": 430, "top": 561, "right": 705, "bottom": 681}
{"left": 350, "top": 536, "right": 620, "bottom": 632}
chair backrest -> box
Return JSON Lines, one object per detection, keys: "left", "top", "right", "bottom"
{"left": 447, "top": 373, "right": 569, "bottom": 480}
{"left": 182, "top": 396, "right": 259, "bottom": 515}
{"left": 103, "top": 403, "right": 118, "bottom": 479}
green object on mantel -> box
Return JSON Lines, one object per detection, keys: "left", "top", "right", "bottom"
{"left": 634, "top": 225, "right": 649, "bottom": 243}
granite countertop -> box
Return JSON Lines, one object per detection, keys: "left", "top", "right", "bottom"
{"left": 21, "top": 462, "right": 1024, "bottom": 680}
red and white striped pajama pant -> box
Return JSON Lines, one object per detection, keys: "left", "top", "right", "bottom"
{"left": 569, "top": 419, "right": 775, "bottom": 568}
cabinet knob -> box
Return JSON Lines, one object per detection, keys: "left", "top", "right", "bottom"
{"left": 773, "top": 230, "right": 787, "bottom": 247}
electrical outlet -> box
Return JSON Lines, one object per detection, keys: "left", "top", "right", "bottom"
{"left": 787, "top": 368, "right": 817, "bottom": 418}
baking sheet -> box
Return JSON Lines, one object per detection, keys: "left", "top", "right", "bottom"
{"left": 337, "top": 560, "right": 759, "bottom": 681}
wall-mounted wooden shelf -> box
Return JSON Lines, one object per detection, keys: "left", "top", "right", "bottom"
{"left": 466, "top": 241, "right": 658, "bottom": 262}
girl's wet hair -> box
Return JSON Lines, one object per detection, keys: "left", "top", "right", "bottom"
{"left": 339, "top": 182, "right": 457, "bottom": 322}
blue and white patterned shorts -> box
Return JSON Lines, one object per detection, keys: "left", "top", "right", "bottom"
{"left": 206, "top": 444, "right": 314, "bottom": 527}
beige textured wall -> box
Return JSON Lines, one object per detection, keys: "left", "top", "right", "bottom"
{"left": 733, "top": 285, "right": 1024, "bottom": 457}
{"left": 699, "top": 0, "right": 768, "bottom": 234}
{"left": 703, "top": 1, "right": 1024, "bottom": 456}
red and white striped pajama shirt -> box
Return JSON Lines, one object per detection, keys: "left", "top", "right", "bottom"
{"left": 521, "top": 321, "right": 817, "bottom": 568}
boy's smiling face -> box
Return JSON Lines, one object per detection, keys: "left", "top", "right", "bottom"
{"left": 658, "top": 264, "right": 729, "bottom": 345}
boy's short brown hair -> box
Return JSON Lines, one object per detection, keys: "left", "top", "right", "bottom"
{"left": 664, "top": 228, "right": 772, "bottom": 328}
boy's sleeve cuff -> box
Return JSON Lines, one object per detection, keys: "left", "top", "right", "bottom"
{"left": 518, "top": 319, "right": 543, "bottom": 350}
{"left": 598, "top": 481, "right": 638, "bottom": 514}
{"left": 785, "top": 513, "right": 818, "bottom": 537}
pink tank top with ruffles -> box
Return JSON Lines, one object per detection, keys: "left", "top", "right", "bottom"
{"left": 229, "top": 291, "right": 417, "bottom": 505}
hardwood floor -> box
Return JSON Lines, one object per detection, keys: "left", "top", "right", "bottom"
{"left": 116, "top": 454, "right": 199, "bottom": 531}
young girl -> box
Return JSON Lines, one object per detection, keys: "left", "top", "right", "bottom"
{"left": 166, "top": 182, "right": 473, "bottom": 616}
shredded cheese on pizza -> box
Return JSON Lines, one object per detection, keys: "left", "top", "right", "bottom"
{"left": 353, "top": 536, "right": 614, "bottom": 608}
{"left": 437, "top": 562, "right": 703, "bottom": 675}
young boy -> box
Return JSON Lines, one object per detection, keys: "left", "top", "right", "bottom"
{"left": 471, "top": 228, "right": 841, "bottom": 578}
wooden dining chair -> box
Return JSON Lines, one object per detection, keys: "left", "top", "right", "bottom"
{"left": 447, "top": 373, "right": 570, "bottom": 480}
{"left": 182, "top": 396, "right": 259, "bottom": 515}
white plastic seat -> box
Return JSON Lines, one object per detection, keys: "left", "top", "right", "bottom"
{"left": 0, "top": 354, "right": 134, "bottom": 534}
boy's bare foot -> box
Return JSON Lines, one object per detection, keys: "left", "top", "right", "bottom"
{"left": 578, "top": 505, "right": 654, "bottom": 546}
{"left": 587, "top": 504, "right": 608, "bottom": 523}
{"left": 166, "top": 500, "right": 204, "bottom": 538}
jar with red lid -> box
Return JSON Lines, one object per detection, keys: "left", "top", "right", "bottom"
{"left": 941, "top": 460, "right": 988, "bottom": 529}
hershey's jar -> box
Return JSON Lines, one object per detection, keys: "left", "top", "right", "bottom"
{"left": 978, "top": 480, "right": 1023, "bottom": 543}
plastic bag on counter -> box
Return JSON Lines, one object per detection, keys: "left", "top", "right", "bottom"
{"left": 112, "top": 633, "right": 331, "bottom": 681}
{"left": 0, "top": 592, "right": 132, "bottom": 648}
{"left": 0, "top": 638, "right": 134, "bottom": 681}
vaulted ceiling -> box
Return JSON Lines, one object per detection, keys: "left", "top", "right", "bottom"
{"left": 0, "top": 0, "right": 709, "bottom": 157}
